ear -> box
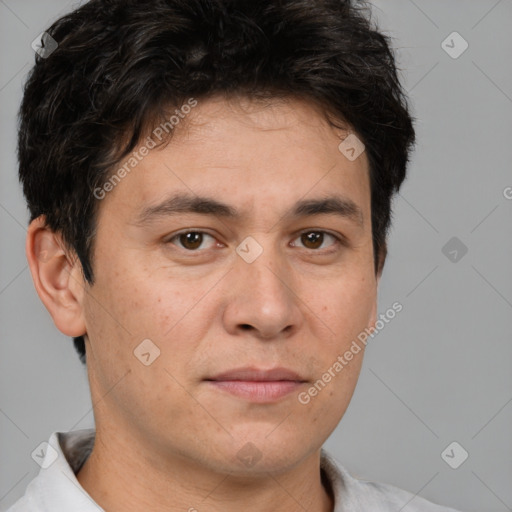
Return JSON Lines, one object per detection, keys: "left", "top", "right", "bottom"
{"left": 367, "top": 277, "right": 380, "bottom": 329}
{"left": 368, "top": 243, "right": 385, "bottom": 328}
{"left": 375, "top": 241, "right": 387, "bottom": 278}
{"left": 26, "top": 215, "right": 87, "bottom": 337}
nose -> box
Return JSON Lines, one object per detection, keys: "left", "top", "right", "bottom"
{"left": 222, "top": 249, "right": 303, "bottom": 340}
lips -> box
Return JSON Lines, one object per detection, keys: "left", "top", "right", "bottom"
{"left": 206, "top": 367, "right": 307, "bottom": 382}
{"left": 205, "top": 367, "right": 307, "bottom": 402}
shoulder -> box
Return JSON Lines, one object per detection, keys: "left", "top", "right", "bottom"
{"left": 321, "top": 450, "right": 462, "bottom": 512}
{"left": 348, "top": 476, "right": 463, "bottom": 512}
{"left": 5, "top": 488, "right": 39, "bottom": 512}
{"left": 5, "top": 429, "right": 97, "bottom": 512}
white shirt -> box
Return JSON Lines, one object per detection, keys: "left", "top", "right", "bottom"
{"left": 7, "top": 429, "right": 462, "bottom": 512}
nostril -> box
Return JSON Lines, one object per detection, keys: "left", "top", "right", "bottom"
{"left": 240, "top": 324, "right": 252, "bottom": 331}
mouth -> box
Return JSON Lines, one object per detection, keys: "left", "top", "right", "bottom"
{"left": 204, "top": 367, "right": 308, "bottom": 403}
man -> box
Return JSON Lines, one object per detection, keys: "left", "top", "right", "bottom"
{"left": 10, "top": 0, "right": 461, "bottom": 510}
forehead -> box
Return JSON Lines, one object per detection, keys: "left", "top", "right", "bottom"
{"left": 99, "top": 95, "right": 371, "bottom": 226}
{"left": 172, "top": 94, "right": 348, "bottom": 145}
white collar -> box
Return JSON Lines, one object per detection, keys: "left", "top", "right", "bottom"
{"left": 12, "top": 429, "right": 455, "bottom": 512}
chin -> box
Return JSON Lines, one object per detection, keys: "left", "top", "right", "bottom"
{"left": 224, "top": 429, "right": 315, "bottom": 474}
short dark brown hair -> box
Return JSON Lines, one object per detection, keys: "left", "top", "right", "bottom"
{"left": 18, "top": 0, "right": 415, "bottom": 364}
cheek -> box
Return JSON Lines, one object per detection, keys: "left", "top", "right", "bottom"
{"left": 295, "top": 347, "right": 364, "bottom": 447}
{"left": 92, "top": 261, "right": 173, "bottom": 334}
{"left": 86, "top": 261, "right": 217, "bottom": 379}
{"left": 295, "top": 273, "right": 374, "bottom": 410}
{"left": 311, "top": 273, "right": 376, "bottom": 343}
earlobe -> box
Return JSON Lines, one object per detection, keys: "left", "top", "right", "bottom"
{"left": 26, "top": 216, "right": 87, "bottom": 337}
{"left": 376, "top": 242, "right": 387, "bottom": 278}
{"left": 368, "top": 295, "right": 378, "bottom": 330}
{"left": 368, "top": 271, "right": 382, "bottom": 330}
{"left": 367, "top": 242, "right": 385, "bottom": 329}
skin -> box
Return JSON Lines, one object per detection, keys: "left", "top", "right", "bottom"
{"left": 27, "top": 95, "right": 382, "bottom": 512}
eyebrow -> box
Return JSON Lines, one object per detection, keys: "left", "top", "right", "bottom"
{"left": 133, "top": 193, "right": 364, "bottom": 227}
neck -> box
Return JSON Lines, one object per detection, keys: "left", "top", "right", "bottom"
{"left": 76, "top": 427, "right": 334, "bottom": 512}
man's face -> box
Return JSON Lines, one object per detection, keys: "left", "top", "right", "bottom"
{"left": 81, "top": 95, "right": 379, "bottom": 474}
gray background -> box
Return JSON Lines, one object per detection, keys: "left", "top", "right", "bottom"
{"left": 1, "top": 1, "right": 511, "bottom": 510}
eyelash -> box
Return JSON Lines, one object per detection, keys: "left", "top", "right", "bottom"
{"left": 166, "top": 229, "right": 345, "bottom": 253}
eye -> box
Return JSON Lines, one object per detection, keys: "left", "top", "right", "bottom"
{"left": 167, "top": 231, "right": 218, "bottom": 251}
{"left": 290, "top": 230, "right": 340, "bottom": 251}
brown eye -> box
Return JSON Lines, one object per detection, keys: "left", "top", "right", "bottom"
{"left": 169, "top": 231, "right": 217, "bottom": 251}
{"left": 291, "top": 230, "right": 339, "bottom": 251}
{"left": 179, "top": 232, "right": 203, "bottom": 250}
{"left": 301, "top": 231, "right": 324, "bottom": 249}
